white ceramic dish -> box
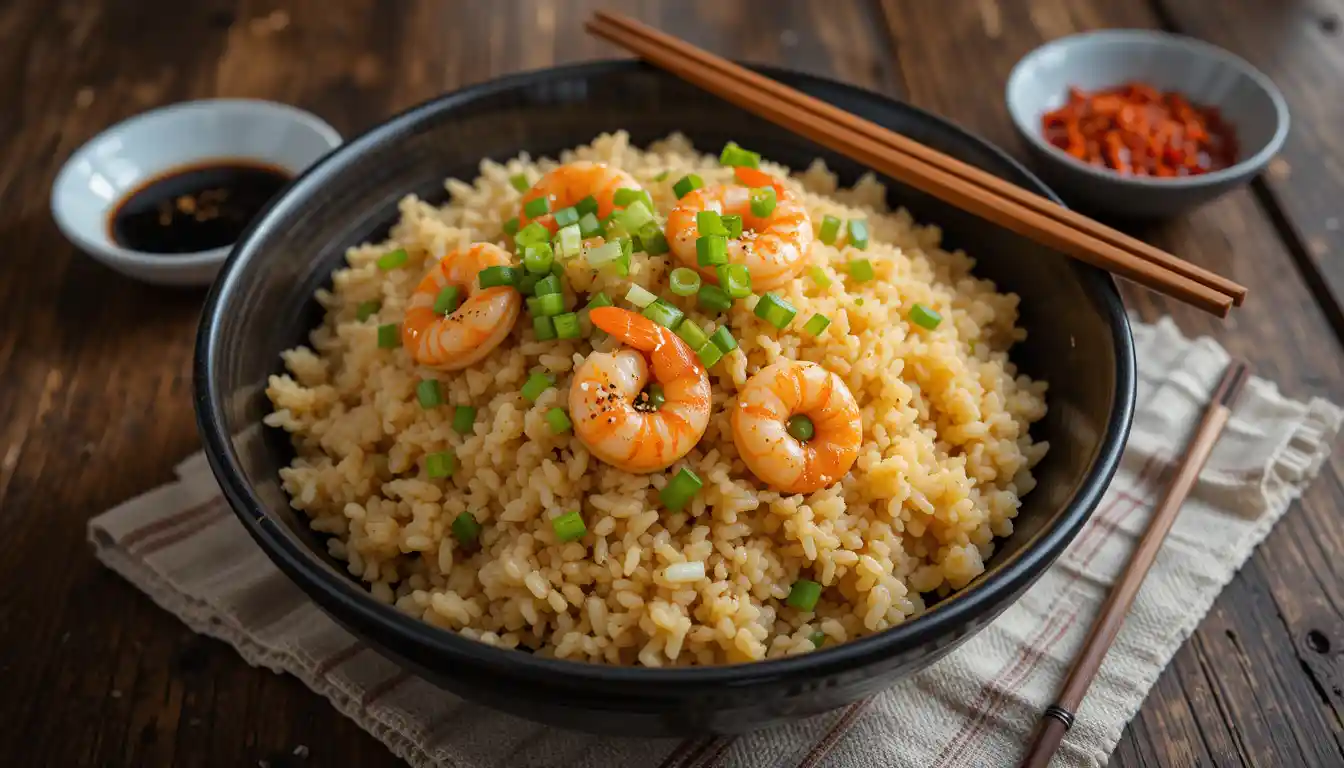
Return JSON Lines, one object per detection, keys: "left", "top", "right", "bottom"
{"left": 51, "top": 99, "right": 341, "bottom": 286}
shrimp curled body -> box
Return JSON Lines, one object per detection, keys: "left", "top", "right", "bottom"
{"left": 570, "top": 307, "right": 711, "bottom": 473}
{"left": 731, "top": 360, "right": 862, "bottom": 494}
{"left": 666, "top": 170, "right": 813, "bottom": 291}
{"left": 401, "top": 242, "right": 522, "bottom": 370}
{"left": 519, "top": 161, "right": 645, "bottom": 234}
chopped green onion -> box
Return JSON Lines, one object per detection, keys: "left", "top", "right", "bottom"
{"left": 556, "top": 224, "right": 582, "bottom": 259}
{"left": 519, "top": 273, "right": 541, "bottom": 296}
{"left": 717, "top": 264, "right": 753, "bottom": 299}
{"left": 722, "top": 214, "right": 743, "bottom": 239}
{"left": 533, "top": 315, "right": 557, "bottom": 341}
{"left": 502, "top": 217, "right": 520, "bottom": 236}
{"left": 478, "top": 265, "right": 519, "bottom": 288}
{"left": 847, "top": 219, "right": 870, "bottom": 250}
{"left": 709, "top": 326, "right": 738, "bottom": 353}
{"left": 672, "top": 173, "right": 704, "bottom": 199}
{"left": 575, "top": 195, "right": 599, "bottom": 217}
{"left": 523, "top": 196, "right": 549, "bottom": 219}
{"left": 586, "top": 292, "right": 613, "bottom": 309}
{"left": 377, "top": 323, "right": 400, "bottom": 349}
{"left": 754, "top": 292, "right": 797, "bottom": 329}
{"left": 355, "top": 300, "right": 380, "bottom": 322}
{"left": 578, "top": 212, "right": 604, "bottom": 239}
{"left": 613, "top": 188, "right": 644, "bottom": 207}
{"left": 644, "top": 383, "right": 666, "bottom": 410}
{"left": 552, "top": 510, "right": 587, "bottom": 542}
{"left": 553, "top": 206, "right": 580, "bottom": 229}
{"left": 637, "top": 221, "right": 669, "bottom": 255}
{"left": 718, "top": 141, "right": 761, "bottom": 169}
{"left": 432, "top": 286, "right": 460, "bottom": 315}
{"left": 515, "top": 221, "right": 550, "bottom": 247}
{"left": 654, "top": 170, "right": 670, "bottom": 181}
{"left": 452, "top": 512, "right": 482, "bottom": 544}
{"left": 660, "top": 467, "right": 703, "bottom": 512}
{"left": 809, "top": 266, "right": 833, "bottom": 289}
{"left": 545, "top": 407, "right": 573, "bottom": 433}
{"left": 697, "top": 284, "right": 732, "bottom": 313}
{"left": 749, "top": 187, "right": 777, "bottom": 217}
{"left": 819, "top": 215, "right": 841, "bottom": 245}
{"left": 426, "top": 451, "right": 456, "bottom": 479}
{"left": 625, "top": 284, "right": 658, "bottom": 308}
{"left": 417, "top": 378, "right": 443, "bottom": 409}
{"left": 532, "top": 274, "right": 561, "bottom": 296}
{"left": 643, "top": 299, "right": 684, "bottom": 330}
{"left": 585, "top": 240, "right": 622, "bottom": 269}
{"left": 674, "top": 319, "right": 709, "bottom": 349}
{"left": 848, "top": 259, "right": 875, "bottom": 282}
{"left": 809, "top": 630, "right": 826, "bottom": 648}
{"left": 509, "top": 173, "right": 530, "bottom": 192}
{"left": 553, "top": 312, "right": 581, "bottom": 339}
{"left": 910, "top": 303, "right": 942, "bottom": 330}
{"left": 802, "top": 313, "right": 831, "bottom": 337}
{"left": 787, "top": 579, "right": 822, "bottom": 611}
{"left": 529, "top": 292, "right": 564, "bottom": 317}
{"left": 452, "top": 406, "right": 477, "bottom": 434}
{"left": 696, "top": 234, "right": 728, "bottom": 267}
{"left": 552, "top": 260, "right": 565, "bottom": 279}
{"left": 786, "top": 414, "right": 814, "bottom": 441}
{"left": 670, "top": 267, "right": 702, "bottom": 297}
{"left": 522, "top": 372, "right": 555, "bottom": 403}
{"left": 618, "top": 200, "right": 655, "bottom": 233}
{"left": 377, "top": 248, "right": 409, "bottom": 270}
{"left": 523, "top": 242, "right": 554, "bottom": 275}
{"left": 696, "top": 210, "right": 728, "bottom": 237}
{"left": 696, "top": 340, "right": 724, "bottom": 367}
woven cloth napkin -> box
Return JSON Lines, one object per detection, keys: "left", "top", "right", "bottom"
{"left": 89, "top": 317, "right": 1341, "bottom": 768}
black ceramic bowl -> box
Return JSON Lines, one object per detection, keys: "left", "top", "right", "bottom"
{"left": 195, "top": 61, "right": 1135, "bottom": 737}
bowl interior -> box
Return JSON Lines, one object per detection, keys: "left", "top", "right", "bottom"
{"left": 199, "top": 62, "right": 1132, "bottom": 680}
{"left": 1006, "top": 31, "right": 1285, "bottom": 182}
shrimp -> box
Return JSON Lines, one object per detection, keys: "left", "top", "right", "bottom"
{"left": 665, "top": 167, "right": 813, "bottom": 291}
{"left": 731, "top": 360, "right": 862, "bottom": 494}
{"left": 401, "top": 242, "right": 522, "bottom": 370}
{"left": 569, "top": 307, "right": 711, "bottom": 473}
{"left": 518, "top": 161, "right": 645, "bottom": 234}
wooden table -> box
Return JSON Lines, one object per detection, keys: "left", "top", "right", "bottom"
{"left": 3, "top": 1, "right": 1341, "bottom": 765}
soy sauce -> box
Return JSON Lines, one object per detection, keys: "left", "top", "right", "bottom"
{"left": 108, "top": 160, "right": 291, "bottom": 254}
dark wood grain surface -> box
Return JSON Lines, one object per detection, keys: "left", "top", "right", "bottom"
{"left": 1, "top": 1, "right": 1341, "bottom": 766}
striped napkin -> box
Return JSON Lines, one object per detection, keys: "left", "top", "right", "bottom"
{"left": 90, "top": 317, "right": 1341, "bottom": 768}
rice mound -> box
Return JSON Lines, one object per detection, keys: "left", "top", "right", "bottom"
{"left": 264, "top": 131, "right": 1049, "bottom": 667}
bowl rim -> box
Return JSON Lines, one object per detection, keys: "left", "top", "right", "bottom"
{"left": 196, "top": 59, "right": 1136, "bottom": 688}
{"left": 49, "top": 98, "right": 343, "bottom": 271}
{"left": 1004, "top": 29, "right": 1290, "bottom": 189}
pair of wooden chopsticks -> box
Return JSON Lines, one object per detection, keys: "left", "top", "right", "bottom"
{"left": 1020, "top": 358, "right": 1249, "bottom": 766}
{"left": 585, "top": 11, "right": 1247, "bottom": 317}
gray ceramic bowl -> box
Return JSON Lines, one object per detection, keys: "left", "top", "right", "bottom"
{"left": 1005, "top": 30, "right": 1288, "bottom": 218}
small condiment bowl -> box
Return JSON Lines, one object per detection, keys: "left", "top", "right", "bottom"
{"left": 51, "top": 99, "right": 341, "bottom": 286}
{"left": 1005, "top": 30, "right": 1289, "bottom": 219}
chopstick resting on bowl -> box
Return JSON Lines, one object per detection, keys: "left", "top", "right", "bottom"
{"left": 585, "top": 11, "right": 1246, "bottom": 318}
{"left": 1019, "top": 358, "right": 1250, "bottom": 768}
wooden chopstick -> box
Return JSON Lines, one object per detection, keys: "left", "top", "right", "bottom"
{"left": 1019, "top": 358, "right": 1250, "bottom": 768}
{"left": 586, "top": 12, "right": 1244, "bottom": 317}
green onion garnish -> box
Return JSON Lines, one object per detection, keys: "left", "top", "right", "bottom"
{"left": 522, "top": 372, "right": 555, "bottom": 403}
{"left": 848, "top": 259, "right": 875, "bottom": 282}
{"left": 502, "top": 217, "right": 520, "bottom": 236}
{"left": 585, "top": 240, "right": 622, "bottom": 270}
{"left": 523, "top": 196, "right": 550, "bottom": 219}
{"left": 478, "top": 265, "right": 519, "bottom": 288}
{"left": 625, "top": 284, "right": 658, "bottom": 308}
{"left": 553, "top": 206, "right": 580, "bottom": 229}
{"left": 377, "top": 323, "right": 400, "bottom": 349}
{"left": 452, "top": 512, "right": 482, "bottom": 544}
{"left": 452, "top": 406, "right": 477, "bottom": 434}
{"left": 847, "top": 219, "right": 870, "bottom": 250}
{"left": 660, "top": 467, "right": 703, "bottom": 512}
{"left": 709, "top": 326, "right": 738, "bottom": 353}
{"left": 520, "top": 274, "right": 541, "bottom": 296}
{"left": 643, "top": 299, "right": 684, "bottom": 330}
{"left": 417, "top": 378, "right": 443, "bottom": 409}
{"left": 696, "top": 210, "right": 728, "bottom": 237}
{"left": 672, "top": 174, "right": 704, "bottom": 199}
{"left": 809, "top": 630, "right": 826, "bottom": 648}
{"left": 802, "top": 313, "right": 831, "bottom": 337}
{"left": 644, "top": 383, "right": 666, "bottom": 410}
{"left": 552, "top": 510, "right": 587, "bottom": 542}
{"left": 910, "top": 303, "right": 942, "bottom": 330}
{"left": 722, "top": 214, "right": 743, "bottom": 239}
{"left": 433, "top": 286, "right": 460, "bottom": 315}
{"left": 696, "top": 234, "right": 728, "bottom": 267}
{"left": 613, "top": 188, "right": 640, "bottom": 207}
{"left": 586, "top": 292, "right": 613, "bottom": 309}
{"left": 515, "top": 221, "right": 550, "bottom": 247}
{"left": 530, "top": 292, "right": 565, "bottom": 317}
{"left": 654, "top": 170, "right": 670, "bottom": 181}
{"left": 787, "top": 579, "right": 822, "bottom": 611}
{"left": 754, "top": 293, "right": 797, "bottom": 329}
{"left": 618, "top": 200, "right": 655, "bottom": 233}
{"left": 553, "top": 312, "right": 581, "bottom": 339}
{"left": 575, "top": 195, "right": 599, "bottom": 217}
{"left": 696, "top": 340, "right": 724, "bottom": 367}
{"left": 809, "top": 266, "right": 833, "bottom": 289}
{"left": 533, "top": 315, "right": 557, "bottom": 341}
{"left": 556, "top": 224, "right": 582, "bottom": 259}
{"left": 355, "top": 300, "right": 380, "bottom": 321}
{"left": 749, "top": 187, "right": 777, "bottom": 217}
{"left": 509, "top": 173, "right": 530, "bottom": 193}
{"left": 637, "top": 221, "right": 669, "bottom": 255}
{"left": 578, "top": 212, "right": 604, "bottom": 239}
{"left": 523, "top": 243, "right": 554, "bottom": 275}
{"left": 674, "top": 319, "right": 709, "bottom": 350}
{"left": 819, "top": 215, "right": 841, "bottom": 245}
{"left": 786, "top": 414, "right": 814, "bottom": 441}
{"left": 545, "top": 407, "right": 573, "bottom": 434}
{"left": 718, "top": 141, "right": 761, "bottom": 169}
{"left": 377, "top": 248, "right": 409, "bottom": 270}
{"left": 697, "top": 284, "right": 732, "bottom": 313}
{"left": 532, "top": 274, "right": 561, "bottom": 296}
{"left": 670, "top": 267, "right": 702, "bottom": 297}
{"left": 426, "top": 451, "right": 456, "bottom": 479}
{"left": 717, "top": 264, "right": 753, "bottom": 299}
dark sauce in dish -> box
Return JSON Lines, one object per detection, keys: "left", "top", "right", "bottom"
{"left": 108, "top": 160, "right": 291, "bottom": 254}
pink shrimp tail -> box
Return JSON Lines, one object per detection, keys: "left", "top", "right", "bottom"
{"left": 588, "top": 306, "right": 703, "bottom": 380}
